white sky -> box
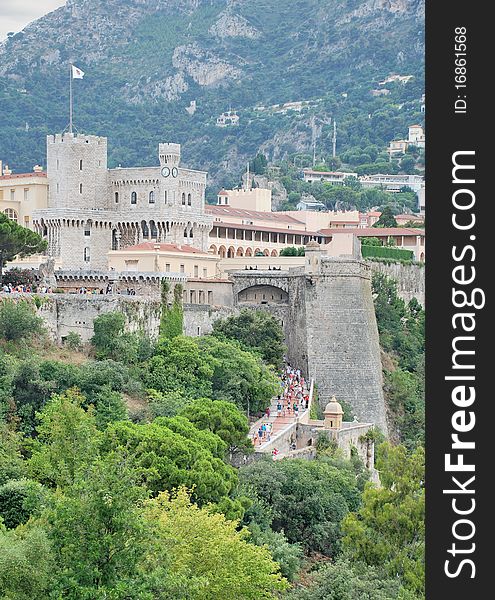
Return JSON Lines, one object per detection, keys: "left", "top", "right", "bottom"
{"left": 0, "top": 0, "right": 65, "bottom": 41}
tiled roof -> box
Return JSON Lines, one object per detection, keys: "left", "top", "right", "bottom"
{"left": 206, "top": 205, "right": 303, "bottom": 224}
{"left": 0, "top": 172, "right": 47, "bottom": 180}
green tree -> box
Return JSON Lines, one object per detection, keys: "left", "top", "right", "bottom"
{"left": 0, "top": 213, "right": 47, "bottom": 282}
{"left": 0, "top": 424, "right": 26, "bottom": 485}
{"left": 92, "top": 386, "right": 128, "bottom": 430}
{"left": 145, "top": 488, "right": 289, "bottom": 600}
{"left": 28, "top": 389, "right": 102, "bottom": 489}
{"left": 373, "top": 206, "right": 398, "bottom": 228}
{"left": 248, "top": 524, "right": 302, "bottom": 582}
{"left": 240, "top": 458, "right": 361, "bottom": 556}
{"left": 104, "top": 418, "right": 238, "bottom": 506}
{"left": 43, "top": 452, "right": 155, "bottom": 598}
{"left": 0, "top": 478, "right": 47, "bottom": 529}
{"left": 180, "top": 398, "right": 253, "bottom": 455}
{"left": 145, "top": 335, "right": 214, "bottom": 399}
{"left": 64, "top": 331, "right": 83, "bottom": 351}
{"left": 342, "top": 443, "right": 425, "bottom": 596}
{"left": 288, "top": 558, "right": 416, "bottom": 600}
{"left": 0, "top": 299, "right": 44, "bottom": 342}
{"left": 0, "top": 525, "right": 55, "bottom": 599}
{"left": 212, "top": 309, "right": 286, "bottom": 366}
{"left": 196, "top": 336, "right": 279, "bottom": 414}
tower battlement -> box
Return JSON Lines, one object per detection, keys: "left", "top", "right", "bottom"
{"left": 159, "top": 143, "right": 181, "bottom": 167}
{"left": 47, "top": 133, "right": 107, "bottom": 147}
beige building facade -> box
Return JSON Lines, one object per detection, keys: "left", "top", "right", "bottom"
{"left": 0, "top": 165, "right": 48, "bottom": 230}
{"left": 107, "top": 242, "right": 219, "bottom": 279}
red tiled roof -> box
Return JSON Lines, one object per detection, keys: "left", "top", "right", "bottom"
{"left": 206, "top": 205, "right": 304, "bottom": 224}
{"left": 0, "top": 172, "right": 47, "bottom": 180}
{"left": 118, "top": 242, "right": 208, "bottom": 254}
{"left": 321, "top": 227, "right": 425, "bottom": 236}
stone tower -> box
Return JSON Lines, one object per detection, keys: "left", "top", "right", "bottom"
{"left": 47, "top": 133, "right": 108, "bottom": 210}
{"left": 302, "top": 246, "right": 388, "bottom": 433}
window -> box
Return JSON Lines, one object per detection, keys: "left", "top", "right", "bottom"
{"left": 180, "top": 264, "right": 185, "bottom": 273}
{"left": 79, "top": 159, "right": 83, "bottom": 170}
{"left": 115, "top": 191, "right": 119, "bottom": 203}
{"left": 184, "top": 229, "right": 188, "bottom": 238}
{"left": 56, "top": 159, "right": 59, "bottom": 170}
{"left": 149, "top": 190, "right": 155, "bottom": 204}
{"left": 187, "top": 193, "right": 192, "bottom": 206}
{"left": 131, "top": 191, "right": 137, "bottom": 204}
{"left": 57, "top": 183, "right": 60, "bottom": 193}
{"left": 84, "top": 224, "right": 91, "bottom": 237}
{"left": 10, "top": 189, "right": 15, "bottom": 201}
{"left": 4, "top": 208, "right": 18, "bottom": 223}
{"left": 203, "top": 268, "right": 207, "bottom": 278}
{"left": 189, "top": 229, "right": 193, "bottom": 238}
{"left": 181, "top": 193, "right": 186, "bottom": 205}
{"left": 165, "top": 263, "right": 171, "bottom": 272}
{"left": 194, "top": 265, "right": 199, "bottom": 277}
{"left": 24, "top": 216, "right": 30, "bottom": 226}
{"left": 79, "top": 183, "right": 83, "bottom": 194}
{"left": 84, "top": 247, "right": 90, "bottom": 262}
{"left": 164, "top": 190, "right": 168, "bottom": 204}
{"left": 24, "top": 188, "right": 29, "bottom": 201}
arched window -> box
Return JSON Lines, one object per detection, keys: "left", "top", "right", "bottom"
{"left": 84, "top": 247, "right": 90, "bottom": 262}
{"left": 131, "top": 191, "right": 137, "bottom": 204}
{"left": 149, "top": 190, "right": 155, "bottom": 204}
{"left": 181, "top": 193, "right": 186, "bottom": 205}
{"left": 79, "top": 183, "right": 83, "bottom": 194}
{"left": 115, "top": 191, "right": 119, "bottom": 203}
{"left": 187, "top": 193, "right": 192, "bottom": 206}
{"left": 79, "top": 159, "right": 83, "bottom": 170}
{"left": 189, "top": 229, "right": 193, "bottom": 238}
{"left": 184, "top": 229, "right": 188, "bottom": 238}
{"left": 4, "top": 208, "right": 18, "bottom": 223}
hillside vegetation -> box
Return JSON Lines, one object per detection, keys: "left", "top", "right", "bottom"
{"left": 1, "top": 0, "right": 424, "bottom": 186}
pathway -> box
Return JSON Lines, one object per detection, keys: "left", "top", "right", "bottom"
{"left": 249, "top": 367, "right": 312, "bottom": 454}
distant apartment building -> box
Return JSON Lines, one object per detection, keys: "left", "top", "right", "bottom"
{"left": 216, "top": 110, "right": 239, "bottom": 127}
{"left": 388, "top": 124, "right": 425, "bottom": 157}
{"left": 302, "top": 169, "right": 358, "bottom": 184}
{"left": 359, "top": 173, "right": 424, "bottom": 194}
{"left": 408, "top": 124, "right": 425, "bottom": 149}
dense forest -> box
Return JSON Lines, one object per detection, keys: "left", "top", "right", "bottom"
{"left": 0, "top": 286, "right": 425, "bottom": 599}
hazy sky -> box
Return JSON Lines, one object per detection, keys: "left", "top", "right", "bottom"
{"left": 0, "top": 0, "right": 65, "bottom": 41}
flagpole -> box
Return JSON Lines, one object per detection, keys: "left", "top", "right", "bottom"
{"left": 69, "top": 64, "right": 73, "bottom": 134}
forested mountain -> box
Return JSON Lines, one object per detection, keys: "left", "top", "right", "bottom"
{"left": 0, "top": 0, "right": 424, "bottom": 185}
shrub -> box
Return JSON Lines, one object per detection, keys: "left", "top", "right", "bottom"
{"left": 361, "top": 245, "right": 414, "bottom": 261}
{"left": 0, "top": 299, "right": 44, "bottom": 342}
{"left": 64, "top": 331, "right": 83, "bottom": 351}
{"left": 0, "top": 479, "right": 46, "bottom": 529}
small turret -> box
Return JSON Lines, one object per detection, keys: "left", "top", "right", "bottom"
{"left": 323, "top": 396, "right": 344, "bottom": 430}
{"left": 305, "top": 240, "right": 321, "bottom": 275}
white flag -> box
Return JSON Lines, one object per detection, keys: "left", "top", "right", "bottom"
{"left": 72, "top": 65, "right": 85, "bottom": 79}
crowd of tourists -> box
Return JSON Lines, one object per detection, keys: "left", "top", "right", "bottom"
{"left": 2, "top": 283, "right": 52, "bottom": 294}
{"left": 253, "top": 363, "right": 310, "bottom": 448}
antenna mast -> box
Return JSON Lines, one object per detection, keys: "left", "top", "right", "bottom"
{"left": 332, "top": 120, "right": 337, "bottom": 158}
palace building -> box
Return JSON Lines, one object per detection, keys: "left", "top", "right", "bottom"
{"left": 32, "top": 133, "right": 213, "bottom": 270}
